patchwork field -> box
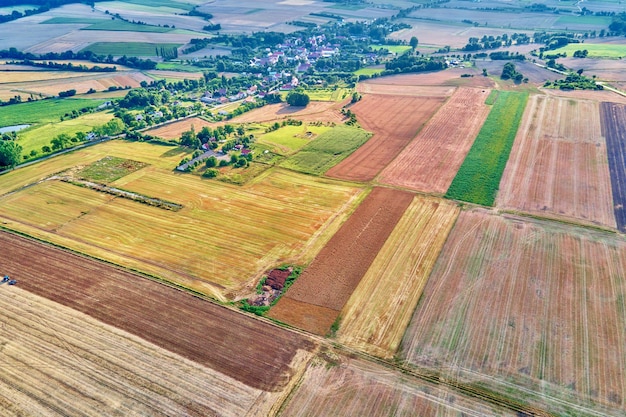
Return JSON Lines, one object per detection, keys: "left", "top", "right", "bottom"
{"left": 0, "top": 288, "right": 295, "bottom": 417}
{"left": 497, "top": 95, "right": 616, "bottom": 229}
{"left": 0, "top": 141, "right": 365, "bottom": 301}
{"left": 280, "top": 351, "right": 516, "bottom": 417}
{"left": 401, "top": 209, "right": 626, "bottom": 416}
{"left": 268, "top": 187, "right": 414, "bottom": 335}
{"left": 337, "top": 196, "right": 459, "bottom": 358}
{"left": 600, "top": 101, "right": 626, "bottom": 233}
{"left": 378, "top": 87, "right": 491, "bottom": 194}
{"left": 325, "top": 93, "right": 447, "bottom": 182}
{"left": 445, "top": 91, "right": 528, "bottom": 206}
{"left": 0, "top": 231, "right": 315, "bottom": 396}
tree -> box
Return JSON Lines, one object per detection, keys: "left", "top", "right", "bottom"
{"left": 51, "top": 133, "right": 71, "bottom": 150}
{"left": 409, "top": 36, "right": 419, "bottom": 50}
{"left": 205, "top": 156, "right": 217, "bottom": 168}
{"left": 180, "top": 128, "right": 200, "bottom": 148}
{"left": 0, "top": 140, "right": 22, "bottom": 168}
{"left": 236, "top": 125, "right": 245, "bottom": 136}
{"left": 286, "top": 90, "right": 310, "bottom": 107}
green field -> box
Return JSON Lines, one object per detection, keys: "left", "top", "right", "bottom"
{"left": 118, "top": 0, "right": 196, "bottom": 11}
{"left": 82, "top": 20, "right": 173, "bottom": 33}
{"left": 445, "top": 91, "right": 528, "bottom": 206}
{"left": 257, "top": 125, "right": 331, "bottom": 155}
{"left": 556, "top": 15, "right": 612, "bottom": 27}
{"left": 0, "top": 98, "right": 106, "bottom": 127}
{"left": 369, "top": 44, "right": 411, "bottom": 54}
{"left": 42, "top": 17, "right": 104, "bottom": 24}
{"left": 552, "top": 43, "right": 626, "bottom": 59}
{"left": 81, "top": 42, "right": 182, "bottom": 57}
{"left": 354, "top": 67, "right": 384, "bottom": 77}
{"left": 304, "top": 88, "right": 350, "bottom": 102}
{"left": 280, "top": 125, "right": 371, "bottom": 175}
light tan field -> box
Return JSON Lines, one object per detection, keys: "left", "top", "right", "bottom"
{"left": 280, "top": 351, "right": 516, "bottom": 417}
{"left": 540, "top": 87, "right": 626, "bottom": 105}
{"left": 356, "top": 82, "right": 456, "bottom": 97}
{"left": 378, "top": 87, "right": 491, "bottom": 194}
{"left": 337, "top": 196, "right": 459, "bottom": 358}
{"left": 232, "top": 101, "right": 347, "bottom": 124}
{"left": 497, "top": 95, "right": 616, "bottom": 229}
{"left": 146, "top": 70, "right": 204, "bottom": 80}
{"left": 0, "top": 287, "right": 290, "bottom": 417}
{"left": 146, "top": 117, "right": 214, "bottom": 139}
{"left": 358, "top": 69, "right": 495, "bottom": 91}
{"left": 402, "top": 209, "right": 626, "bottom": 416}
{"left": 0, "top": 141, "right": 364, "bottom": 301}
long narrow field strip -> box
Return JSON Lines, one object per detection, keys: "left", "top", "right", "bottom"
{"left": 0, "top": 231, "right": 316, "bottom": 393}
{"left": 401, "top": 209, "right": 626, "bottom": 416}
{"left": 0, "top": 141, "right": 364, "bottom": 301}
{"left": 81, "top": 42, "right": 182, "bottom": 57}
{"left": 337, "top": 196, "right": 459, "bottom": 358}
{"left": 378, "top": 87, "right": 491, "bottom": 194}
{"left": 498, "top": 96, "right": 616, "bottom": 229}
{"left": 268, "top": 187, "right": 414, "bottom": 335}
{"left": 0, "top": 288, "right": 287, "bottom": 417}
{"left": 325, "top": 93, "right": 447, "bottom": 182}
{"left": 0, "top": 98, "right": 106, "bottom": 127}
{"left": 280, "top": 351, "right": 516, "bottom": 417}
{"left": 600, "top": 102, "right": 626, "bottom": 233}
{"left": 445, "top": 91, "right": 528, "bottom": 206}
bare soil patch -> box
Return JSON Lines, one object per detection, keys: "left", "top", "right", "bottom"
{"left": 379, "top": 87, "right": 491, "bottom": 194}
{"left": 232, "top": 101, "right": 347, "bottom": 124}
{"left": 145, "top": 116, "right": 214, "bottom": 139}
{"left": 269, "top": 187, "right": 414, "bottom": 335}
{"left": 0, "top": 231, "right": 315, "bottom": 392}
{"left": 325, "top": 94, "right": 446, "bottom": 181}
{"left": 600, "top": 101, "right": 626, "bottom": 233}
{"left": 497, "top": 95, "right": 616, "bottom": 229}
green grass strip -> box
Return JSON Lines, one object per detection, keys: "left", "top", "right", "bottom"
{"left": 445, "top": 91, "right": 528, "bottom": 206}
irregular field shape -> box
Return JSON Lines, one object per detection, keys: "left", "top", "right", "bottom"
{"left": 600, "top": 102, "right": 626, "bottom": 233}
{"left": 231, "top": 101, "right": 346, "bottom": 124}
{"left": 269, "top": 187, "right": 414, "bottom": 335}
{"left": 280, "top": 353, "right": 516, "bottom": 417}
{"left": 401, "top": 210, "right": 626, "bottom": 416}
{"left": 0, "top": 289, "right": 283, "bottom": 417}
{"left": 379, "top": 87, "right": 491, "bottom": 194}
{"left": 0, "top": 232, "right": 315, "bottom": 392}
{"left": 337, "top": 196, "right": 459, "bottom": 358}
{"left": 497, "top": 95, "right": 616, "bottom": 229}
{"left": 325, "top": 94, "right": 447, "bottom": 181}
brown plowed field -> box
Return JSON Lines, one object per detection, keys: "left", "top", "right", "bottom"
{"left": 378, "top": 87, "right": 491, "bottom": 194}
{"left": 268, "top": 187, "right": 414, "bottom": 335}
{"left": 145, "top": 116, "right": 215, "bottom": 139}
{"left": 280, "top": 351, "right": 516, "bottom": 417}
{"left": 0, "top": 288, "right": 291, "bottom": 417}
{"left": 325, "top": 94, "right": 446, "bottom": 182}
{"left": 401, "top": 209, "right": 626, "bottom": 416}
{"left": 0, "top": 231, "right": 315, "bottom": 392}
{"left": 358, "top": 69, "right": 495, "bottom": 90}
{"left": 497, "top": 95, "right": 616, "bottom": 229}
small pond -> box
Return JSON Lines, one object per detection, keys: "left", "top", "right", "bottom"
{"left": 0, "top": 124, "right": 30, "bottom": 134}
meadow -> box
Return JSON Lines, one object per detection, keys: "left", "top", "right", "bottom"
{"left": 82, "top": 20, "right": 174, "bottom": 33}
{"left": 256, "top": 124, "right": 331, "bottom": 155}
{"left": 0, "top": 98, "right": 106, "bottom": 127}
{"left": 279, "top": 125, "right": 371, "bottom": 175}
{"left": 445, "top": 91, "right": 528, "bottom": 206}
{"left": 553, "top": 43, "right": 626, "bottom": 59}
{"left": 81, "top": 42, "right": 182, "bottom": 56}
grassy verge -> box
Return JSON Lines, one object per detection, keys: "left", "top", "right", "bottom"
{"left": 445, "top": 91, "right": 528, "bottom": 206}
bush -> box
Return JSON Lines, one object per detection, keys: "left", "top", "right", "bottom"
{"left": 203, "top": 168, "right": 219, "bottom": 178}
{"left": 286, "top": 90, "right": 310, "bottom": 107}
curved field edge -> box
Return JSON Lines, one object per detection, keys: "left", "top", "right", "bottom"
{"left": 400, "top": 209, "right": 626, "bottom": 416}
{"left": 445, "top": 91, "right": 528, "bottom": 206}
{"left": 336, "top": 196, "right": 459, "bottom": 358}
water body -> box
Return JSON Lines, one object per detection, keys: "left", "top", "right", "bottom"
{"left": 0, "top": 124, "right": 30, "bottom": 134}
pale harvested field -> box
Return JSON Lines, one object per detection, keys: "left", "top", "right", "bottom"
{"left": 497, "top": 95, "right": 616, "bottom": 229}
{"left": 146, "top": 117, "right": 215, "bottom": 139}
{"left": 337, "top": 196, "right": 459, "bottom": 358}
{"left": 326, "top": 94, "right": 446, "bottom": 181}
{"left": 280, "top": 352, "right": 516, "bottom": 417}
{"left": 540, "top": 87, "right": 626, "bottom": 105}
{"left": 0, "top": 288, "right": 289, "bottom": 417}
{"left": 0, "top": 142, "right": 364, "bottom": 300}
{"left": 146, "top": 70, "right": 204, "bottom": 80}
{"left": 356, "top": 83, "right": 456, "bottom": 96}
{"left": 232, "top": 101, "right": 347, "bottom": 124}
{"left": 378, "top": 87, "right": 491, "bottom": 194}
{"left": 402, "top": 209, "right": 626, "bottom": 416}
{"left": 358, "top": 69, "right": 495, "bottom": 91}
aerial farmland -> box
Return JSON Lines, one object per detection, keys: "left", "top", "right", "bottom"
{"left": 0, "top": 0, "right": 626, "bottom": 416}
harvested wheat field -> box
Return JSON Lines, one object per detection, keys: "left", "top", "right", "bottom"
{"left": 280, "top": 350, "right": 516, "bottom": 417}
{"left": 379, "top": 87, "right": 491, "bottom": 194}
{"left": 0, "top": 231, "right": 316, "bottom": 393}
{"left": 0, "top": 288, "right": 297, "bottom": 417}
{"left": 497, "top": 95, "right": 616, "bottom": 229}
{"left": 358, "top": 69, "right": 495, "bottom": 91}
{"left": 401, "top": 209, "right": 626, "bottom": 416}
{"left": 600, "top": 101, "right": 626, "bottom": 233}
{"left": 269, "top": 187, "right": 414, "bottom": 335}
{"left": 541, "top": 87, "right": 626, "bottom": 105}
{"left": 337, "top": 196, "right": 459, "bottom": 358}
{"left": 325, "top": 94, "right": 447, "bottom": 182}
{"left": 145, "top": 116, "right": 215, "bottom": 139}
{"left": 232, "top": 101, "right": 346, "bottom": 124}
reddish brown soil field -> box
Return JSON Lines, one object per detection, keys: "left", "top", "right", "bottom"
{"left": 325, "top": 94, "right": 446, "bottom": 182}
{"left": 497, "top": 95, "right": 616, "bottom": 229}
{"left": 0, "top": 231, "right": 315, "bottom": 392}
{"left": 378, "top": 87, "right": 491, "bottom": 194}
{"left": 268, "top": 187, "right": 414, "bottom": 335}
{"left": 145, "top": 117, "right": 215, "bottom": 140}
